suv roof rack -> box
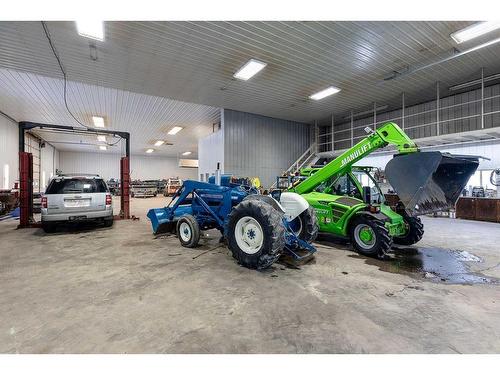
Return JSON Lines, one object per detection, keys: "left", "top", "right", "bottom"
{"left": 56, "top": 173, "right": 101, "bottom": 178}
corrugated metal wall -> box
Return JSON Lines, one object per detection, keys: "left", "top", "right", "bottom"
{"left": 0, "top": 114, "right": 18, "bottom": 189}
{"left": 318, "top": 82, "right": 500, "bottom": 152}
{"left": 223, "top": 109, "right": 310, "bottom": 187}
{"left": 59, "top": 152, "right": 198, "bottom": 181}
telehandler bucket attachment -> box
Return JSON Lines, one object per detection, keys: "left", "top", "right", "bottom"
{"left": 385, "top": 151, "right": 479, "bottom": 216}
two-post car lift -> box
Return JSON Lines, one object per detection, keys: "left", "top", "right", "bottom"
{"left": 18, "top": 121, "right": 132, "bottom": 228}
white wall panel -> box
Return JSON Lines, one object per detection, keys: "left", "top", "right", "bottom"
{"left": 0, "top": 114, "right": 18, "bottom": 189}
{"left": 198, "top": 127, "right": 224, "bottom": 180}
{"left": 40, "top": 143, "right": 59, "bottom": 190}
{"left": 59, "top": 151, "right": 197, "bottom": 181}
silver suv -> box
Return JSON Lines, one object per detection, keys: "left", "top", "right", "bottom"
{"left": 41, "top": 174, "right": 113, "bottom": 232}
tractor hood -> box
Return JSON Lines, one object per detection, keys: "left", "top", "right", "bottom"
{"left": 385, "top": 151, "right": 479, "bottom": 216}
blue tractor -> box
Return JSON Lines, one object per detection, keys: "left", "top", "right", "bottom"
{"left": 147, "top": 175, "right": 318, "bottom": 269}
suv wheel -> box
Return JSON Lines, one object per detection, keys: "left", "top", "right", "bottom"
{"left": 42, "top": 223, "right": 57, "bottom": 233}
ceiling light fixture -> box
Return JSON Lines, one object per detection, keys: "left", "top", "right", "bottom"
{"left": 99, "top": 145, "right": 107, "bottom": 151}
{"left": 309, "top": 86, "right": 341, "bottom": 101}
{"left": 97, "top": 135, "right": 106, "bottom": 142}
{"left": 92, "top": 116, "right": 105, "bottom": 128}
{"left": 154, "top": 140, "right": 165, "bottom": 146}
{"left": 233, "top": 59, "right": 267, "bottom": 81}
{"left": 182, "top": 151, "right": 192, "bottom": 156}
{"left": 76, "top": 21, "right": 105, "bottom": 41}
{"left": 451, "top": 21, "right": 500, "bottom": 44}
{"left": 146, "top": 149, "right": 154, "bottom": 153}
{"left": 168, "top": 126, "right": 183, "bottom": 135}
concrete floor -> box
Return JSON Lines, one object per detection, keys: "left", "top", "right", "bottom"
{"left": 0, "top": 197, "right": 499, "bottom": 353}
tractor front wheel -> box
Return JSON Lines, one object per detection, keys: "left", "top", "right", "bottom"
{"left": 349, "top": 215, "right": 392, "bottom": 259}
{"left": 394, "top": 216, "right": 424, "bottom": 246}
{"left": 176, "top": 214, "right": 201, "bottom": 248}
{"left": 227, "top": 200, "right": 285, "bottom": 269}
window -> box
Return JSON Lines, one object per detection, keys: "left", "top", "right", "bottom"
{"left": 316, "top": 174, "right": 362, "bottom": 199}
{"left": 352, "top": 170, "right": 383, "bottom": 204}
{"left": 3, "top": 164, "right": 9, "bottom": 189}
{"left": 46, "top": 178, "right": 108, "bottom": 194}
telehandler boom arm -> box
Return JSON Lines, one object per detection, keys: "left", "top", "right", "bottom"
{"left": 292, "top": 122, "right": 418, "bottom": 195}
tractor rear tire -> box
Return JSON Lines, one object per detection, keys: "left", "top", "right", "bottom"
{"left": 290, "top": 206, "right": 319, "bottom": 243}
{"left": 394, "top": 216, "right": 424, "bottom": 246}
{"left": 349, "top": 215, "right": 392, "bottom": 259}
{"left": 227, "top": 200, "right": 285, "bottom": 270}
{"left": 243, "top": 194, "right": 284, "bottom": 214}
{"left": 176, "top": 214, "right": 201, "bottom": 248}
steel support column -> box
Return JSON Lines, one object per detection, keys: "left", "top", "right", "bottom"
{"left": 350, "top": 111, "right": 354, "bottom": 147}
{"left": 481, "top": 68, "right": 485, "bottom": 129}
{"left": 436, "top": 82, "right": 440, "bottom": 136}
{"left": 402, "top": 92, "right": 405, "bottom": 130}
{"left": 120, "top": 157, "right": 130, "bottom": 219}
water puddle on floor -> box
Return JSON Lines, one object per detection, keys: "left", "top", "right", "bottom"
{"left": 351, "top": 247, "right": 499, "bottom": 285}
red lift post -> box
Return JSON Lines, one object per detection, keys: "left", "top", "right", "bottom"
{"left": 18, "top": 121, "right": 131, "bottom": 228}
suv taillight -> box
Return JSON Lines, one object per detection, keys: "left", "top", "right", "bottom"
{"left": 41, "top": 196, "right": 47, "bottom": 208}
{"left": 106, "top": 194, "right": 112, "bottom": 205}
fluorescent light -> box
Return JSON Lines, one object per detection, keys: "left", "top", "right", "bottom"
{"left": 154, "top": 140, "right": 165, "bottom": 147}
{"left": 92, "top": 116, "right": 105, "bottom": 128}
{"left": 99, "top": 145, "right": 107, "bottom": 151}
{"left": 233, "top": 59, "right": 267, "bottom": 81}
{"left": 168, "top": 126, "right": 183, "bottom": 135}
{"left": 146, "top": 149, "right": 154, "bottom": 153}
{"left": 76, "top": 21, "right": 104, "bottom": 41}
{"left": 309, "top": 86, "right": 341, "bottom": 101}
{"left": 97, "top": 135, "right": 106, "bottom": 142}
{"left": 451, "top": 21, "right": 500, "bottom": 44}
{"left": 182, "top": 151, "right": 192, "bottom": 156}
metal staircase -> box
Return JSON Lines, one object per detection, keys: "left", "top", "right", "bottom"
{"left": 270, "top": 143, "right": 319, "bottom": 189}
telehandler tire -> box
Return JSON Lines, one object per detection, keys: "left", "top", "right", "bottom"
{"left": 290, "top": 206, "right": 319, "bottom": 243}
{"left": 176, "top": 214, "right": 201, "bottom": 248}
{"left": 349, "top": 215, "right": 392, "bottom": 259}
{"left": 227, "top": 200, "right": 285, "bottom": 269}
{"left": 394, "top": 216, "right": 424, "bottom": 246}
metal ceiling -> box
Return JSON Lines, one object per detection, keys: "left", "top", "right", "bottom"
{"left": 2, "top": 21, "right": 500, "bottom": 124}
{"left": 0, "top": 67, "right": 220, "bottom": 157}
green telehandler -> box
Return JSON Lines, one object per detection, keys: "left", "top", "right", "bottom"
{"left": 280, "top": 122, "right": 479, "bottom": 259}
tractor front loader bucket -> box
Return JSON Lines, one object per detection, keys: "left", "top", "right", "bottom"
{"left": 385, "top": 151, "right": 479, "bottom": 216}
{"left": 147, "top": 208, "right": 176, "bottom": 235}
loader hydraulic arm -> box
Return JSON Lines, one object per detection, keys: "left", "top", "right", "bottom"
{"left": 292, "top": 122, "right": 418, "bottom": 195}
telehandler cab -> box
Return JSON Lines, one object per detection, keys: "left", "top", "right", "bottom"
{"left": 280, "top": 122, "right": 479, "bottom": 259}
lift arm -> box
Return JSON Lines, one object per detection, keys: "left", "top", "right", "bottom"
{"left": 291, "top": 122, "right": 418, "bottom": 195}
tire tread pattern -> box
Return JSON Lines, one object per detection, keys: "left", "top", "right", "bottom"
{"left": 349, "top": 215, "right": 393, "bottom": 259}
{"left": 393, "top": 216, "right": 424, "bottom": 245}
{"left": 227, "top": 200, "right": 285, "bottom": 269}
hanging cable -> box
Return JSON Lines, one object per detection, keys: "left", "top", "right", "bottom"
{"left": 41, "top": 21, "right": 91, "bottom": 130}
{"left": 0, "top": 109, "right": 17, "bottom": 123}
{"left": 41, "top": 21, "right": 121, "bottom": 148}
